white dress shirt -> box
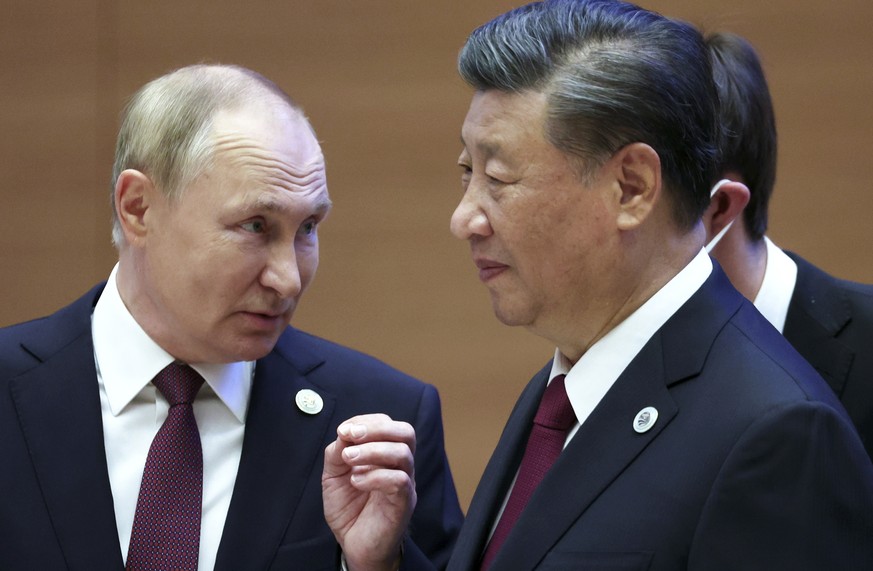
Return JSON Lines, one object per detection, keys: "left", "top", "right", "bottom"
{"left": 92, "top": 264, "right": 253, "bottom": 571}
{"left": 751, "top": 237, "right": 798, "bottom": 333}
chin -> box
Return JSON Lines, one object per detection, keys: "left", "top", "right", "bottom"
{"left": 225, "top": 332, "right": 285, "bottom": 362}
{"left": 491, "top": 302, "right": 535, "bottom": 329}
{"left": 242, "top": 340, "right": 282, "bottom": 361}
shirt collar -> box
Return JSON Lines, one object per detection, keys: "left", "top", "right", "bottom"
{"left": 752, "top": 237, "right": 798, "bottom": 334}
{"left": 550, "top": 249, "right": 712, "bottom": 423}
{"left": 93, "top": 264, "right": 253, "bottom": 422}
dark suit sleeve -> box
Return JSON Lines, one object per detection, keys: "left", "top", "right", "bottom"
{"left": 689, "top": 400, "right": 873, "bottom": 570}
{"left": 400, "top": 384, "right": 463, "bottom": 571}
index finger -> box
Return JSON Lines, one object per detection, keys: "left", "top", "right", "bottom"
{"left": 337, "top": 414, "right": 416, "bottom": 454}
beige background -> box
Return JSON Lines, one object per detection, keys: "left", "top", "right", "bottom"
{"left": 2, "top": 0, "right": 871, "bottom": 510}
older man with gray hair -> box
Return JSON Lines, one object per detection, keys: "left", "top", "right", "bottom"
{"left": 438, "top": 1, "right": 873, "bottom": 569}
{"left": 0, "top": 64, "right": 461, "bottom": 571}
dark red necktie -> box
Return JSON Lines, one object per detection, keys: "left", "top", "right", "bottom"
{"left": 126, "top": 363, "right": 205, "bottom": 571}
{"left": 480, "top": 375, "right": 576, "bottom": 570}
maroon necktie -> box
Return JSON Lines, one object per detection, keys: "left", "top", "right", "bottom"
{"left": 126, "top": 363, "right": 205, "bottom": 571}
{"left": 480, "top": 375, "right": 576, "bottom": 570}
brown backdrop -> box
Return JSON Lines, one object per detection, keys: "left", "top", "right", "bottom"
{"left": 2, "top": 0, "right": 871, "bottom": 510}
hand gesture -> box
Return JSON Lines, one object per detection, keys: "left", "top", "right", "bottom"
{"left": 322, "top": 414, "right": 417, "bottom": 571}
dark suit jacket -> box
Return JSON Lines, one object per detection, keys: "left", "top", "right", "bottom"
{"left": 784, "top": 251, "right": 873, "bottom": 459}
{"left": 0, "top": 284, "right": 462, "bottom": 571}
{"left": 448, "top": 266, "right": 873, "bottom": 571}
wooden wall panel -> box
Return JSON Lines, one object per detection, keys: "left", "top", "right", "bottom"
{"left": 0, "top": 2, "right": 107, "bottom": 315}
{"left": 2, "top": 0, "right": 871, "bottom": 510}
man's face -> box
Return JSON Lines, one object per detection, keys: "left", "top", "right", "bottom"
{"left": 451, "top": 89, "right": 621, "bottom": 343}
{"left": 136, "top": 103, "right": 330, "bottom": 363}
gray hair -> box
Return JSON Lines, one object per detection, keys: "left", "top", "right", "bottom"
{"left": 459, "top": 0, "right": 718, "bottom": 230}
{"left": 110, "top": 64, "right": 301, "bottom": 247}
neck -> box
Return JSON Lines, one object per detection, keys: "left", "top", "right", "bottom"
{"left": 551, "top": 224, "right": 704, "bottom": 363}
{"left": 710, "top": 221, "right": 767, "bottom": 302}
{"left": 116, "top": 251, "right": 180, "bottom": 360}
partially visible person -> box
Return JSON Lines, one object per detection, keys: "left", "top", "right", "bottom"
{"left": 703, "top": 31, "right": 873, "bottom": 458}
{"left": 0, "top": 64, "right": 461, "bottom": 571}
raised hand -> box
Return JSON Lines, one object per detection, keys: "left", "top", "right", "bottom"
{"left": 322, "top": 414, "right": 417, "bottom": 571}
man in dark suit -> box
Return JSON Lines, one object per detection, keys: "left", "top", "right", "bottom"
{"left": 0, "top": 64, "right": 461, "bottom": 571}
{"left": 438, "top": 1, "right": 873, "bottom": 569}
{"left": 702, "top": 32, "right": 873, "bottom": 458}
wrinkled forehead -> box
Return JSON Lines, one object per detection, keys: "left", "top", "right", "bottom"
{"left": 211, "top": 101, "right": 323, "bottom": 164}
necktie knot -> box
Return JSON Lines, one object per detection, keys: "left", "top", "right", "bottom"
{"left": 153, "top": 363, "right": 204, "bottom": 406}
{"left": 534, "top": 375, "right": 576, "bottom": 431}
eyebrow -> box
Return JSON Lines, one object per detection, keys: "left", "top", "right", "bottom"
{"left": 250, "top": 195, "right": 333, "bottom": 216}
{"left": 312, "top": 197, "right": 333, "bottom": 215}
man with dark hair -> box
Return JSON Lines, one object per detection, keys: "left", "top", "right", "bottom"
{"left": 436, "top": 1, "right": 873, "bottom": 569}
{"left": 703, "top": 31, "right": 873, "bottom": 459}
{"left": 0, "top": 64, "right": 462, "bottom": 571}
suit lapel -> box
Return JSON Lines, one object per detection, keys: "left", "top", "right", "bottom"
{"left": 448, "top": 366, "right": 550, "bottom": 570}
{"left": 489, "top": 337, "right": 678, "bottom": 570}
{"left": 215, "top": 336, "right": 337, "bottom": 571}
{"left": 10, "top": 286, "right": 124, "bottom": 570}
{"left": 784, "top": 252, "right": 853, "bottom": 396}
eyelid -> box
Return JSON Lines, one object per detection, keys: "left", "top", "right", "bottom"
{"left": 298, "top": 216, "right": 319, "bottom": 234}
{"left": 486, "top": 172, "right": 509, "bottom": 185}
{"left": 240, "top": 218, "right": 266, "bottom": 233}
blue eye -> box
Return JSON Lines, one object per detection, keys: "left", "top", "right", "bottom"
{"left": 299, "top": 220, "right": 317, "bottom": 236}
{"left": 241, "top": 219, "right": 266, "bottom": 233}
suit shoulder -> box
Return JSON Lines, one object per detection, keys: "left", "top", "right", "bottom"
{"left": 275, "top": 327, "right": 431, "bottom": 392}
{"left": 790, "top": 251, "right": 873, "bottom": 303}
{"left": 0, "top": 314, "right": 52, "bottom": 343}
{"left": 0, "top": 316, "right": 54, "bottom": 375}
{"left": 722, "top": 303, "right": 845, "bottom": 409}
{"left": 0, "top": 285, "right": 103, "bottom": 378}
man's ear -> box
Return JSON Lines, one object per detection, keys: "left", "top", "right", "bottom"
{"left": 114, "top": 169, "right": 158, "bottom": 245}
{"left": 613, "top": 142, "right": 661, "bottom": 231}
{"left": 703, "top": 179, "right": 750, "bottom": 241}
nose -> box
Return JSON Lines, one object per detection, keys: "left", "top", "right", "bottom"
{"left": 450, "top": 191, "right": 492, "bottom": 240}
{"left": 261, "top": 246, "right": 303, "bottom": 300}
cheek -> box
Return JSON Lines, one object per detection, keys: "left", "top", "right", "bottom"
{"left": 297, "top": 247, "right": 320, "bottom": 287}
{"left": 499, "top": 197, "right": 564, "bottom": 256}
{"left": 191, "top": 242, "right": 263, "bottom": 294}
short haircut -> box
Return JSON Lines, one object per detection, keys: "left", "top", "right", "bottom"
{"left": 706, "top": 32, "right": 777, "bottom": 241}
{"left": 110, "top": 64, "right": 302, "bottom": 247}
{"left": 458, "top": 0, "right": 719, "bottom": 230}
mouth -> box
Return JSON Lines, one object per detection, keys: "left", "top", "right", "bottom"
{"left": 474, "top": 258, "right": 509, "bottom": 282}
{"left": 240, "top": 309, "right": 291, "bottom": 331}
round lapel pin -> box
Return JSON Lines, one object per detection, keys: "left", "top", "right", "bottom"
{"left": 633, "top": 406, "right": 658, "bottom": 433}
{"left": 295, "top": 389, "right": 324, "bottom": 415}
